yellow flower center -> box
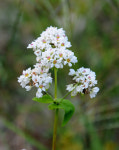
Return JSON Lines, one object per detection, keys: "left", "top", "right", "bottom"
{"left": 57, "top": 35, "right": 60, "bottom": 39}
{"left": 59, "top": 53, "right": 63, "bottom": 57}
{"left": 40, "top": 70, "right": 43, "bottom": 74}
{"left": 61, "top": 43, "right": 64, "bottom": 46}
{"left": 83, "top": 70, "right": 86, "bottom": 73}
{"left": 53, "top": 60, "right": 57, "bottom": 64}
{"left": 47, "top": 56, "right": 51, "bottom": 60}
{"left": 25, "top": 73, "right": 29, "bottom": 77}
{"left": 42, "top": 39, "right": 46, "bottom": 43}
{"left": 57, "top": 35, "right": 60, "bottom": 41}
{"left": 39, "top": 85, "right": 43, "bottom": 88}
{"left": 67, "top": 58, "right": 70, "bottom": 63}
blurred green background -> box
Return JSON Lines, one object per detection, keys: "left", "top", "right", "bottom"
{"left": 0, "top": 0, "right": 119, "bottom": 150}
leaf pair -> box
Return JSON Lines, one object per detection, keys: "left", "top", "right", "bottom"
{"left": 33, "top": 94, "right": 75, "bottom": 126}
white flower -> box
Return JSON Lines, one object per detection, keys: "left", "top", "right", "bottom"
{"left": 64, "top": 50, "right": 77, "bottom": 67}
{"left": 18, "top": 63, "right": 52, "bottom": 98}
{"left": 45, "top": 76, "right": 52, "bottom": 84}
{"left": 27, "top": 41, "right": 37, "bottom": 50}
{"left": 22, "top": 68, "right": 32, "bottom": 77}
{"left": 34, "top": 50, "right": 42, "bottom": 56}
{"left": 36, "top": 88, "right": 43, "bottom": 98}
{"left": 69, "top": 69, "right": 75, "bottom": 76}
{"left": 90, "top": 87, "right": 99, "bottom": 98}
{"left": 25, "top": 86, "right": 32, "bottom": 91}
{"left": 76, "top": 85, "right": 83, "bottom": 92}
{"left": 18, "top": 68, "right": 32, "bottom": 88}
{"left": 66, "top": 67, "right": 99, "bottom": 98}
{"left": 66, "top": 84, "right": 75, "bottom": 92}
{"left": 71, "top": 88, "right": 77, "bottom": 96}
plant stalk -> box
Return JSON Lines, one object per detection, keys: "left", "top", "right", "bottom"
{"left": 54, "top": 68, "right": 57, "bottom": 100}
{"left": 52, "top": 108, "right": 59, "bottom": 150}
{"left": 52, "top": 68, "right": 58, "bottom": 150}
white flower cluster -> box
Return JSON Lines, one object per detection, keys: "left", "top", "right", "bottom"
{"left": 18, "top": 26, "right": 99, "bottom": 99}
{"left": 18, "top": 26, "right": 77, "bottom": 98}
{"left": 18, "top": 63, "right": 52, "bottom": 98}
{"left": 27, "top": 26, "right": 77, "bottom": 68}
{"left": 66, "top": 67, "right": 99, "bottom": 98}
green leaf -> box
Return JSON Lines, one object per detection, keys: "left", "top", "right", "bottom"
{"left": 32, "top": 94, "right": 53, "bottom": 103}
{"left": 49, "top": 99, "right": 75, "bottom": 126}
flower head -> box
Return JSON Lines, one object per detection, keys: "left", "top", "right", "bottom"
{"left": 66, "top": 67, "right": 99, "bottom": 98}
{"left": 18, "top": 63, "right": 52, "bottom": 98}
{"left": 27, "top": 26, "right": 77, "bottom": 69}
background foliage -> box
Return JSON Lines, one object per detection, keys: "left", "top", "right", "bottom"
{"left": 0, "top": 0, "right": 119, "bottom": 149}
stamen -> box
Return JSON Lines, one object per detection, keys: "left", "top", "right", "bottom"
{"left": 53, "top": 60, "right": 57, "bottom": 64}
{"left": 67, "top": 58, "right": 70, "bottom": 62}
{"left": 47, "top": 56, "right": 51, "bottom": 60}
{"left": 61, "top": 43, "right": 64, "bottom": 46}
{"left": 25, "top": 73, "right": 29, "bottom": 77}
{"left": 59, "top": 53, "right": 63, "bottom": 57}
{"left": 39, "top": 85, "right": 43, "bottom": 88}
{"left": 42, "top": 39, "right": 46, "bottom": 43}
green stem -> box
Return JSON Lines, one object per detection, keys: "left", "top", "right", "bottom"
{"left": 59, "top": 91, "right": 70, "bottom": 103}
{"left": 52, "top": 68, "right": 58, "bottom": 150}
{"left": 54, "top": 68, "right": 57, "bottom": 100}
{"left": 52, "top": 109, "right": 59, "bottom": 150}
{"left": 60, "top": 84, "right": 78, "bottom": 103}
{"left": 62, "top": 91, "right": 70, "bottom": 99}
